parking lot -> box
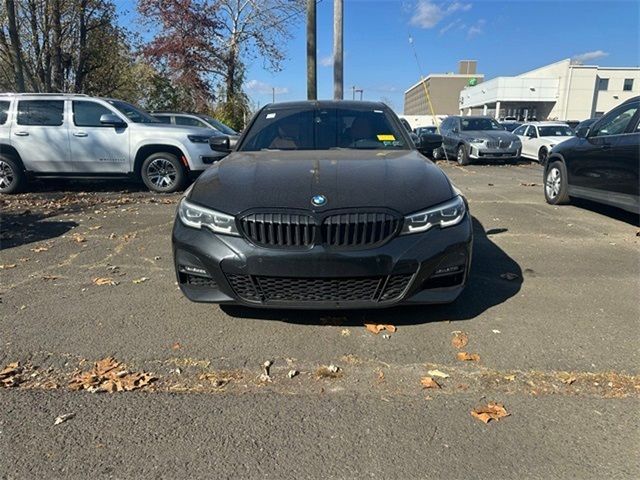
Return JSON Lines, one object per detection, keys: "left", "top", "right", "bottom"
{"left": 1, "top": 161, "right": 639, "bottom": 479}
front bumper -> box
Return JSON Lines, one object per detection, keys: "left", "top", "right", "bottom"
{"left": 172, "top": 213, "right": 473, "bottom": 309}
{"left": 185, "top": 142, "right": 227, "bottom": 170}
{"left": 469, "top": 144, "right": 521, "bottom": 160}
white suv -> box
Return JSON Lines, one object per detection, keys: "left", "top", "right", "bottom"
{"left": 0, "top": 93, "right": 227, "bottom": 193}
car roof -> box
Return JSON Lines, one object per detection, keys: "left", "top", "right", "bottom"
{"left": 522, "top": 121, "right": 570, "bottom": 127}
{"left": 262, "top": 100, "right": 388, "bottom": 111}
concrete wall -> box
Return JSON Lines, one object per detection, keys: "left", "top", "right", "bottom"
{"left": 404, "top": 75, "right": 483, "bottom": 115}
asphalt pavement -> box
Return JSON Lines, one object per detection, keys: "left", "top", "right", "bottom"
{"left": 1, "top": 161, "right": 639, "bottom": 479}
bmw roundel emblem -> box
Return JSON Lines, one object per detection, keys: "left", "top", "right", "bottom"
{"left": 311, "top": 194, "right": 327, "bottom": 207}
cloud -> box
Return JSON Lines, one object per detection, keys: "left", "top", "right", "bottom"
{"left": 467, "top": 19, "right": 485, "bottom": 37}
{"left": 439, "top": 18, "right": 462, "bottom": 35}
{"left": 572, "top": 50, "right": 609, "bottom": 63}
{"left": 319, "top": 54, "right": 333, "bottom": 67}
{"left": 245, "top": 79, "right": 289, "bottom": 95}
{"left": 410, "top": 1, "right": 472, "bottom": 29}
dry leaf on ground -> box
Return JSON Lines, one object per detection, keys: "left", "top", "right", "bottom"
{"left": 452, "top": 331, "right": 468, "bottom": 349}
{"left": 420, "top": 376, "right": 441, "bottom": 389}
{"left": 93, "top": 277, "right": 119, "bottom": 286}
{"left": 0, "top": 362, "right": 22, "bottom": 387}
{"left": 364, "top": 323, "right": 396, "bottom": 335}
{"left": 427, "top": 369, "right": 450, "bottom": 379}
{"left": 561, "top": 375, "right": 577, "bottom": 385}
{"left": 132, "top": 277, "right": 149, "bottom": 284}
{"left": 471, "top": 402, "right": 510, "bottom": 424}
{"left": 72, "top": 234, "right": 86, "bottom": 243}
{"left": 42, "top": 275, "right": 58, "bottom": 280}
{"left": 520, "top": 182, "right": 538, "bottom": 187}
{"left": 54, "top": 413, "right": 75, "bottom": 426}
{"left": 457, "top": 352, "right": 480, "bottom": 362}
{"left": 0, "top": 264, "right": 17, "bottom": 270}
{"left": 316, "top": 364, "right": 341, "bottom": 379}
{"left": 500, "top": 272, "right": 519, "bottom": 281}
{"left": 69, "top": 357, "right": 156, "bottom": 393}
{"left": 89, "top": 225, "right": 102, "bottom": 230}
{"left": 287, "top": 369, "right": 299, "bottom": 379}
{"left": 30, "top": 246, "right": 49, "bottom": 253}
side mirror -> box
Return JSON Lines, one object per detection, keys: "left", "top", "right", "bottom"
{"left": 99, "top": 113, "right": 127, "bottom": 128}
{"left": 575, "top": 126, "right": 590, "bottom": 138}
{"left": 209, "top": 135, "right": 231, "bottom": 152}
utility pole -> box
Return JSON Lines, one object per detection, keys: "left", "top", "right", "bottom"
{"left": 306, "top": 0, "right": 317, "bottom": 100}
{"left": 272, "top": 87, "right": 275, "bottom": 103}
{"left": 333, "top": 0, "right": 343, "bottom": 100}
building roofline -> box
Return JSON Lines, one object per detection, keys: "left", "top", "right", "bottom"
{"left": 404, "top": 74, "right": 485, "bottom": 93}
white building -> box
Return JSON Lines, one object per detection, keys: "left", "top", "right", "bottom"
{"left": 458, "top": 58, "right": 640, "bottom": 121}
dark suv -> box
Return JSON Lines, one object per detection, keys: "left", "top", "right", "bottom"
{"left": 544, "top": 96, "right": 639, "bottom": 214}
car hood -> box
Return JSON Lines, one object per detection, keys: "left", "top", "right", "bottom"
{"left": 188, "top": 150, "right": 455, "bottom": 215}
{"left": 460, "top": 130, "right": 519, "bottom": 142}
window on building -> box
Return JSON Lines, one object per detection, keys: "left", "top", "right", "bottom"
{"left": 597, "top": 78, "right": 609, "bottom": 91}
{"left": 17, "top": 100, "right": 64, "bottom": 126}
{"left": 623, "top": 78, "right": 634, "bottom": 91}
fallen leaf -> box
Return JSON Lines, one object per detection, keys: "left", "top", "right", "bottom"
{"left": 132, "top": 277, "right": 149, "bottom": 284}
{"left": 340, "top": 329, "right": 350, "bottom": 336}
{"left": 520, "top": 182, "right": 538, "bottom": 187}
{"left": 171, "top": 342, "right": 181, "bottom": 350}
{"left": 0, "top": 264, "right": 17, "bottom": 270}
{"left": 72, "top": 234, "right": 86, "bottom": 243}
{"left": 500, "top": 272, "right": 519, "bottom": 281}
{"left": 471, "top": 402, "right": 510, "bottom": 424}
{"left": 287, "top": 369, "right": 299, "bottom": 379}
{"left": 316, "top": 364, "right": 341, "bottom": 379}
{"left": 457, "top": 352, "right": 480, "bottom": 362}
{"left": 69, "top": 357, "right": 155, "bottom": 393}
{"left": 30, "top": 246, "right": 49, "bottom": 253}
{"left": 42, "top": 275, "right": 58, "bottom": 281}
{"left": 561, "top": 375, "right": 577, "bottom": 385}
{"left": 492, "top": 329, "right": 501, "bottom": 334}
{"left": 451, "top": 331, "right": 468, "bottom": 349}
{"left": 54, "top": 413, "right": 75, "bottom": 426}
{"left": 0, "top": 362, "right": 22, "bottom": 387}
{"left": 88, "top": 225, "right": 102, "bottom": 230}
{"left": 93, "top": 277, "right": 119, "bottom": 286}
{"left": 427, "top": 369, "right": 450, "bottom": 379}
{"left": 504, "top": 374, "right": 516, "bottom": 381}
{"left": 364, "top": 324, "right": 397, "bottom": 335}
{"left": 420, "top": 376, "right": 441, "bottom": 389}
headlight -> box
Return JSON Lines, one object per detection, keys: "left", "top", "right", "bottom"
{"left": 469, "top": 138, "right": 485, "bottom": 144}
{"left": 178, "top": 198, "right": 239, "bottom": 236}
{"left": 400, "top": 196, "right": 467, "bottom": 235}
{"left": 188, "top": 135, "right": 211, "bottom": 143}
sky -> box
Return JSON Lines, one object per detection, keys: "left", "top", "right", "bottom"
{"left": 117, "top": 0, "right": 640, "bottom": 113}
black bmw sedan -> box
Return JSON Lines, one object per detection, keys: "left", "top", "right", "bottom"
{"left": 172, "top": 101, "right": 472, "bottom": 309}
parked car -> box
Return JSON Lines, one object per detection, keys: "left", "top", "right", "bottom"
{"left": 172, "top": 101, "right": 472, "bottom": 309}
{"left": 412, "top": 126, "right": 443, "bottom": 158}
{"left": 434, "top": 116, "right": 521, "bottom": 165}
{"left": 500, "top": 121, "right": 522, "bottom": 132}
{"left": 0, "top": 93, "right": 226, "bottom": 194}
{"left": 151, "top": 112, "right": 241, "bottom": 148}
{"left": 573, "top": 117, "right": 598, "bottom": 135}
{"left": 544, "top": 96, "right": 639, "bottom": 214}
{"left": 513, "top": 122, "right": 574, "bottom": 164}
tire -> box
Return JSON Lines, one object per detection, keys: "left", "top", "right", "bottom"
{"left": 432, "top": 147, "right": 444, "bottom": 160}
{"left": 0, "top": 154, "right": 26, "bottom": 194}
{"left": 544, "top": 161, "right": 570, "bottom": 205}
{"left": 456, "top": 144, "right": 471, "bottom": 166}
{"left": 538, "top": 147, "right": 549, "bottom": 165}
{"left": 140, "top": 152, "right": 186, "bottom": 193}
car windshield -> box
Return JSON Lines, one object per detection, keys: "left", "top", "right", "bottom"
{"left": 538, "top": 126, "right": 573, "bottom": 136}
{"left": 107, "top": 100, "right": 159, "bottom": 124}
{"left": 239, "top": 106, "right": 408, "bottom": 151}
{"left": 461, "top": 118, "right": 505, "bottom": 131}
{"left": 199, "top": 115, "right": 238, "bottom": 135}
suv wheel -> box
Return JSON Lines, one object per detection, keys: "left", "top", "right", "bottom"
{"left": 432, "top": 147, "right": 444, "bottom": 160}
{"left": 0, "top": 155, "right": 25, "bottom": 194}
{"left": 141, "top": 153, "right": 186, "bottom": 193}
{"left": 456, "top": 144, "right": 470, "bottom": 166}
{"left": 544, "top": 161, "right": 570, "bottom": 205}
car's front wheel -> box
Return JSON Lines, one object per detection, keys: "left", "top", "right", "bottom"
{"left": 141, "top": 153, "right": 187, "bottom": 193}
{"left": 0, "top": 155, "right": 26, "bottom": 194}
{"left": 456, "top": 144, "right": 471, "bottom": 166}
{"left": 432, "top": 146, "right": 444, "bottom": 160}
{"left": 544, "top": 161, "right": 570, "bottom": 205}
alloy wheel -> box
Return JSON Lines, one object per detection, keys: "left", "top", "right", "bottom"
{"left": 0, "top": 160, "right": 15, "bottom": 190}
{"left": 545, "top": 167, "right": 561, "bottom": 199}
{"left": 147, "top": 158, "right": 177, "bottom": 189}
{"left": 457, "top": 146, "right": 464, "bottom": 164}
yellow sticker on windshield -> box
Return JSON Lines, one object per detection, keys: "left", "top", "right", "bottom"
{"left": 377, "top": 134, "right": 395, "bottom": 141}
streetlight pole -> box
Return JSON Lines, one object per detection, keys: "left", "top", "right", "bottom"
{"left": 306, "top": 0, "right": 317, "bottom": 100}
{"left": 333, "top": 0, "right": 343, "bottom": 100}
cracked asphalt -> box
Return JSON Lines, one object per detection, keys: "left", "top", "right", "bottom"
{"left": 1, "top": 161, "right": 639, "bottom": 479}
